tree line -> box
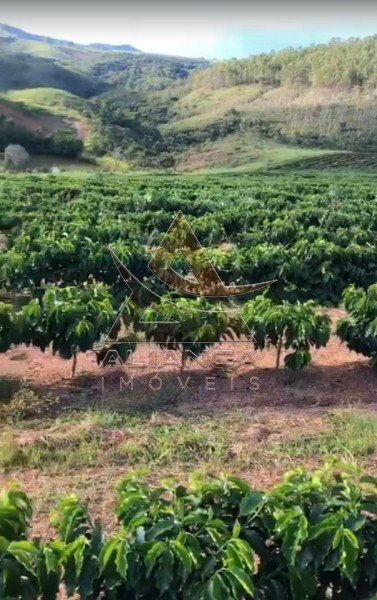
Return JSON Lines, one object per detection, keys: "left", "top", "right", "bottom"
{"left": 190, "top": 36, "right": 377, "bottom": 90}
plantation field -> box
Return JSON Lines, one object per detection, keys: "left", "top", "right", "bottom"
{"left": 1, "top": 171, "right": 377, "bottom": 598}
{"left": 270, "top": 151, "right": 377, "bottom": 173}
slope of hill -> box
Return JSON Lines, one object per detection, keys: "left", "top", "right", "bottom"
{"left": 0, "top": 23, "right": 208, "bottom": 166}
{"left": 0, "top": 22, "right": 139, "bottom": 53}
{"left": 4, "top": 88, "right": 87, "bottom": 112}
{"left": 0, "top": 88, "right": 91, "bottom": 141}
{"left": 161, "top": 37, "right": 377, "bottom": 169}
{"left": 189, "top": 36, "right": 377, "bottom": 89}
{"left": 0, "top": 53, "right": 104, "bottom": 96}
{"left": 0, "top": 90, "right": 89, "bottom": 160}
{"left": 1, "top": 24, "right": 377, "bottom": 171}
{"left": 159, "top": 83, "right": 377, "bottom": 169}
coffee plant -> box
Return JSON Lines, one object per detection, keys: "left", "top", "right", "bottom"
{"left": 337, "top": 283, "right": 377, "bottom": 366}
{"left": 0, "top": 302, "right": 19, "bottom": 353}
{"left": 242, "top": 296, "right": 331, "bottom": 369}
{"left": 141, "top": 296, "right": 242, "bottom": 367}
{"left": 2, "top": 172, "right": 377, "bottom": 373}
{"left": 17, "top": 283, "right": 120, "bottom": 376}
{"left": 2, "top": 463, "right": 377, "bottom": 599}
{"left": 2, "top": 173, "right": 377, "bottom": 304}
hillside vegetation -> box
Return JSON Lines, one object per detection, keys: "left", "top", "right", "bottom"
{"left": 1, "top": 24, "right": 377, "bottom": 170}
{"left": 190, "top": 36, "right": 377, "bottom": 89}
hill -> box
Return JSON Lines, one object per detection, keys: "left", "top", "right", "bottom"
{"left": 0, "top": 22, "right": 139, "bottom": 53}
{"left": 1, "top": 24, "right": 377, "bottom": 171}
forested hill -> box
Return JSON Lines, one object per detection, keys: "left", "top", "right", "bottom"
{"left": 1, "top": 26, "right": 377, "bottom": 172}
{"left": 0, "top": 22, "right": 209, "bottom": 94}
{"left": 190, "top": 36, "right": 377, "bottom": 89}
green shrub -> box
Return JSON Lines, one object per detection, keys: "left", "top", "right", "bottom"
{"left": 243, "top": 297, "right": 331, "bottom": 369}
{"left": 2, "top": 462, "right": 377, "bottom": 598}
{"left": 337, "top": 284, "right": 377, "bottom": 365}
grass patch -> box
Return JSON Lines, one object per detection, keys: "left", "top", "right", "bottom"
{"left": 3, "top": 407, "right": 377, "bottom": 478}
{"left": 1, "top": 409, "right": 236, "bottom": 472}
{"left": 3, "top": 88, "right": 86, "bottom": 113}
{"left": 163, "top": 84, "right": 266, "bottom": 132}
{"left": 177, "top": 132, "right": 336, "bottom": 172}
{"left": 1, "top": 386, "right": 59, "bottom": 423}
{"left": 0, "top": 432, "right": 19, "bottom": 469}
{"left": 116, "top": 419, "right": 231, "bottom": 467}
{"left": 274, "top": 410, "right": 377, "bottom": 461}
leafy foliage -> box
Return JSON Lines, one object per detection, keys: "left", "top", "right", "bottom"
{"left": 18, "top": 284, "right": 119, "bottom": 375}
{"left": 3, "top": 463, "right": 377, "bottom": 598}
{"left": 190, "top": 36, "right": 377, "bottom": 90}
{"left": 2, "top": 173, "right": 377, "bottom": 372}
{"left": 337, "top": 284, "right": 377, "bottom": 366}
{"left": 243, "top": 296, "right": 331, "bottom": 369}
{"left": 0, "top": 302, "right": 19, "bottom": 352}
{"left": 2, "top": 173, "right": 377, "bottom": 303}
{"left": 141, "top": 296, "right": 241, "bottom": 367}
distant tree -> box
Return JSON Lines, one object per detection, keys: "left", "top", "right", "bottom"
{"left": 49, "top": 131, "right": 84, "bottom": 158}
{"left": 158, "top": 153, "right": 176, "bottom": 169}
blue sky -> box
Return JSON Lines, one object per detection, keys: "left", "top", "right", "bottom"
{"left": 209, "top": 26, "right": 377, "bottom": 58}
{"left": 2, "top": 3, "right": 377, "bottom": 58}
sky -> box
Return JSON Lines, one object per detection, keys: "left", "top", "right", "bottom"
{"left": 1, "top": 1, "right": 377, "bottom": 58}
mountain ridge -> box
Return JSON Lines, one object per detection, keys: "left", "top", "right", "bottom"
{"left": 0, "top": 22, "right": 139, "bottom": 53}
{"left": 1, "top": 23, "right": 377, "bottom": 172}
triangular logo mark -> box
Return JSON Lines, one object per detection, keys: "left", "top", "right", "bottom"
{"left": 149, "top": 211, "right": 275, "bottom": 297}
{"left": 170, "top": 250, "right": 199, "bottom": 284}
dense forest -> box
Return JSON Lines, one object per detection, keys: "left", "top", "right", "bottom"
{"left": 190, "top": 36, "right": 377, "bottom": 89}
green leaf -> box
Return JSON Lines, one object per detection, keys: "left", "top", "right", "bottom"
{"left": 281, "top": 514, "right": 308, "bottom": 566}
{"left": 232, "top": 520, "right": 241, "bottom": 539}
{"left": 171, "top": 540, "right": 192, "bottom": 583}
{"left": 155, "top": 547, "right": 174, "bottom": 595}
{"left": 0, "top": 536, "right": 9, "bottom": 553}
{"left": 147, "top": 519, "right": 178, "bottom": 540}
{"left": 208, "top": 572, "right": 232, "bottom": 600}
{"left": 99, "top": 537, "right": 119, "bottom": 572}
{"left": 224, "top": 565, "right": 254, "bottom": 597}
{"left": 8, "top": 541, "right": 38, "bottom": 574}
{"left": 227, "top": 477, "right": 251, "bottom": 494}
{"left": 239, "top": 492, "right": 264, "bottom": 516}
{"left": 289, "top": 566, "right": 317, "bottom": 600}
{"left": 115, "top": 539, "right": 128, "bottom": 579}
{"left": 43, "top": 546, "right": 59, "bottom": 574}
{"left": 145, "top": 541, "right": 166, "bottom": 578}
{"left": 341, "top": 529, "right": 359, "bottom": 582}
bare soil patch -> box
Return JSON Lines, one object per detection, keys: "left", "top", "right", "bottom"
{"left": 0, "top": 309, "right": 376, "bottom": 534}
